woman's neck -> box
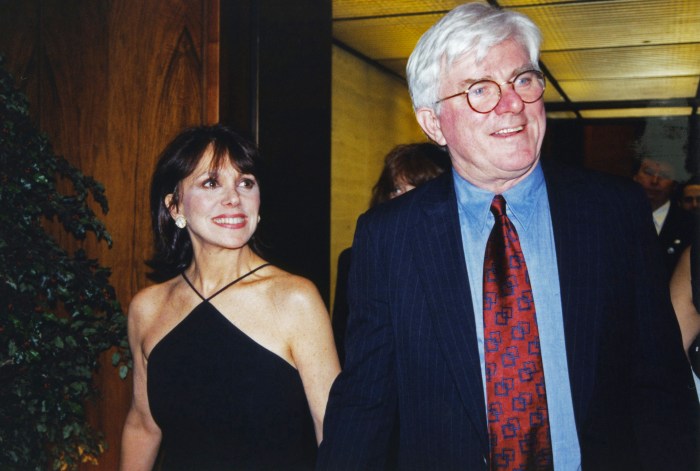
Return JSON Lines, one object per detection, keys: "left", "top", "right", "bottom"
{"left": 184, "top": 245, "right": 265, "bottom": 295}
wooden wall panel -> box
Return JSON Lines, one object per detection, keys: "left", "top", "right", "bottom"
{"left": 105, "top": 0, "right": 213, "bottom": 300}
{"left": 0, "top": 0, "right": 218, "bottom": 468}
{"left": 583, "top": 122, "right": 640, "bottom": 178}
{"left": 0, "top": 1, "right": 40, "bottom": 103}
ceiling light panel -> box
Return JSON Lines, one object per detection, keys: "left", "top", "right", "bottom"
{"left": 501, "top": 0, "right": 590, "bottom": 5}
{"left": 333, "top": 0, "right": 484, "bottom": 19}
{"left": 543, "top": 85, "right": 565, "bottom": 104}
{"left": 333, "top": 13, "right": 445, "bottom": 61}
{"left": 513, "top": 0, "right": 700, "bottom": 52}
{"left": 332, "top": 0, "right": 700, "bottom": 118}
{"left": 541, "top": 43, "right": 700, "bottom": 80}
{"left": 560, "top": 76, "right": 699, "bottom": 102}
{"left": 580, "top": 107, "right": 693, "bottom": 119}
{"left": 546, "top": 111, "right": 579, "bottom": 119}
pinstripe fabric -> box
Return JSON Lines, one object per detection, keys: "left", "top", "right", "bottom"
{"left": 318, "top": 163, "right": 700, "bottom": 471}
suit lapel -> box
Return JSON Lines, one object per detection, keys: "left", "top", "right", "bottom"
{"left": 408, "top": 173, "right": 489, "bottom": 448}
{"left": 542, "top": 163, "right": 600, "bottom": 425}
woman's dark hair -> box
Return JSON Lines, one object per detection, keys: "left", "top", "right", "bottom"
{"left": 370, "top": 142, "right": 451, "bottom": 208}
{"left": 147, "top": 124, "right": 266, "bottom": 281}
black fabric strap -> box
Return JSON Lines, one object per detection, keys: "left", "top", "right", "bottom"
{"left": 181, "top": 263, "right": 271, "bottom": 302}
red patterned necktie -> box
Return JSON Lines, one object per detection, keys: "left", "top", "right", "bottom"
{"left": 483, "top": 195, "right": 553, "bottom": 470}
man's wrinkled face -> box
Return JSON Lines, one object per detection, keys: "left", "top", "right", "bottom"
{"left": 417, "top": 39, "right": 546, "bottom": 192}
{"left": 632, "top": 159, "right": 676, "bottom": 210}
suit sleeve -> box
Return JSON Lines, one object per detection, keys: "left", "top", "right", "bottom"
{"left": 317, "top": 212, "right": 398, "bottom": 471}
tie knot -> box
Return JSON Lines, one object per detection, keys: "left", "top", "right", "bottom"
{"left": 490, "top": 195, "right": 507, "bottom": 218}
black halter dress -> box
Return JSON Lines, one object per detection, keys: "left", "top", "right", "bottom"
{"left": 147, "top": 264, "right": 317, "bottom": 470}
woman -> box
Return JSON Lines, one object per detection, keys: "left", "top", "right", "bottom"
{"left": 332, "top": 142, "right": 450, "bottom": 366}
{"left": 120, "top": 125, "right": 340, "bottom": 470}
{"left": 369, "top": 142, "right": 451, "bottom": 207}
{"left": 670, "top": 216, "right": 700, "bottom": 402}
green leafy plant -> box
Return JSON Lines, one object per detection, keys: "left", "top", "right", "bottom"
{"left": 0, "top": 55, "right": 130, "bottom": 470}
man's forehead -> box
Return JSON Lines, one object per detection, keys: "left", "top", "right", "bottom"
{"left": 447, "top": 43, "right": 529, "bottom": 71}
{"left": 638, "top": 159, "right": 677, "bottom": 182}
{"left": 642, "top": 159, "right": 674, "bottom": 172}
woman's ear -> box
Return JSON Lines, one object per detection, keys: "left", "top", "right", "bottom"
{"left": 416, "top": 107, "right": 447, "bottom": 146}
{"left": 164, "top": 193, "right": 179, "bottom": 219}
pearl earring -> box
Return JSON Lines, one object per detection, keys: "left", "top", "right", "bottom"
{"left": 175, "top": 215, "right": 187, "bottom": 229}
{"left": 257, "top": 215, "right": 261, "bottom": 224}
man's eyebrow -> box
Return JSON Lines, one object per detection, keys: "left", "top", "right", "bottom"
{"left": 455, "top": 76, "right": 483, "bottom": 89}
{"left": 454, "top": 64, "right": 538, "bottom": 89}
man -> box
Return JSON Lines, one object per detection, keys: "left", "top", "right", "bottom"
{"left": 632, "top": 158, "right": 694, "bottom": 277}
{"left": 680, "top": 175, "right": 700, "bottom": 216}
{"left": 318, "top": 4, "right": 699, "bottom": 471}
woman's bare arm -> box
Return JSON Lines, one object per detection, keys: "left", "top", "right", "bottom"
{"left": 670, "top": 247, "right": 700, "bottom": 355}
{"left": 119, "top": 292, "right": 162, "bottom": 470}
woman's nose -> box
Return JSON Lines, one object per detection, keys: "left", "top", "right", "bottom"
{"left": 223, "top": 187, "right": 240, "bottom": 205}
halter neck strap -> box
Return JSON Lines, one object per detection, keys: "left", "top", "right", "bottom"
{"left": 181, "top": 263, "right": 271, "bottom": 302}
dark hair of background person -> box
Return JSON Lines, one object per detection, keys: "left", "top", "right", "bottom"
{"left": 147, "top": 124, "right": 269, "bottom": 282}
{"left": 334, "top": 142, "right": 451, "bottom": 368}
{"left": 684, "top": 174, "right": 700, "bottom": 187}
{"left": 369, "top": 143, "right": 451, "bottom": 208}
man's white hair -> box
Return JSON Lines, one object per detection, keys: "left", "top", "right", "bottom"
{"left": 406, "top": 3, "right": 542, "bottom": 113}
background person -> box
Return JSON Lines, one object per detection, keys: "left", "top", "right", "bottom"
{"left": 670, "top": 183, "right": 700, "bottom": 401}
{"left": 680, "top": 175, "right": 700, "bottom": 215}
{"left": 632, "top": 157, "right": 694, "bottom": 277}
{"left": 332, "top": 142, "right": 450, "bottom": 366}
{"left": 369, "top": 142, "right": 451, "bottom": 207}
{"left": 120, "top": 125, "right": 340, "bottom": 471}
{"left": 318, "top": 4, "right": 699, "bottom": 470}
{"left": 671, "top": 245, "right": 700, "bottom": 391}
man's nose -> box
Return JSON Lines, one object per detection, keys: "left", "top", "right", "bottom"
{"left": 494, "top": 84, "right": 525, "bottom": 114}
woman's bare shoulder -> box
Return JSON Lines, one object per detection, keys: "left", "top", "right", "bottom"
{"left": 255, "top": 266, "right": 329, "bottom": 339}
{"left": 262, "top": 266, "right": 323, "bottom": 309}
{"left": 128, "top": 279, "right": 180, "bottom": 327}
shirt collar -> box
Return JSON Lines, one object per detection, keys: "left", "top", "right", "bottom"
{"left": 652, "top": 199, "right": 671, "bottom": 234}
{"left": 453, "top": 162, "right": 545, "bottom": 233}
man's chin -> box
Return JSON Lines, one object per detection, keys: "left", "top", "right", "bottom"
{"left": 644, "top": 191, "right": 663, "bottom": 206}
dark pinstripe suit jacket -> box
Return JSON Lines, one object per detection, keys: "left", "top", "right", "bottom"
{"left": 318, "top": 162, "right": 700, "bottom": 471}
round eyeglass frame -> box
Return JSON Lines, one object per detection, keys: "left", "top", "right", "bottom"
{"left": 435, "top": 69, "right": 546, "bottom": 114}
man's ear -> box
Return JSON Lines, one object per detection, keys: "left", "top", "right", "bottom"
{"left": 416, "top": 107, "right": 447, "bottom": 146}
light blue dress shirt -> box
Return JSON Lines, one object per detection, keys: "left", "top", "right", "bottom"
{"left": 453, "top": 163, "right": 582, "bottom": 470}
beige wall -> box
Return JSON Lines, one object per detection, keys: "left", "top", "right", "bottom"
{"left": 330, "top": 46, "right": 427, "bottom": 310}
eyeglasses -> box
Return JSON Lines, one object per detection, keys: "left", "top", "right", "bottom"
{"left": 435, "top": 69, "right": 546, "bottom": 114}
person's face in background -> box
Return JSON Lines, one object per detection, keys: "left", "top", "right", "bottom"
{"left": 681, "top": 184, "right": 700, "bottom": 215}
{"left": 633, "top": 158, "right": 676, "bottom": 211}
{"left": 389, "top": 178, "right": 416, "bottom": 199}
